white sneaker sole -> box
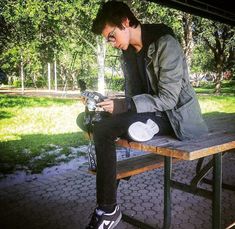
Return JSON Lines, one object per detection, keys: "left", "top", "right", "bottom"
{"left": 128, "top": 119, "right": 159, "bottom": 142}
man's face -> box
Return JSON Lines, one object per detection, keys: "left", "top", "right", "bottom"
{"left": 102, "top": 23, "right": 130, "bottom": 50}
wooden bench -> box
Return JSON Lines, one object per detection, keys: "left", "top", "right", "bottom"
{"left": 89, "top": 152, "right": 180, "bottom": 180}
{"left": 89, "top": 113, "right": 235, "bottom": 229}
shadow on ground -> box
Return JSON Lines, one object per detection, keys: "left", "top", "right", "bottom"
{"left": 0, "top": 132, "right": 87, "bottom": 174}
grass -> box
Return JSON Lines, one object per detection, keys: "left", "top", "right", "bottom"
{"left": 194, "top": 80, "right": 235, "bottom": 94}
{"left": 195, "top": 80, "right": 235, "bottom": 116}
{"left": 198, "top": 95, "right": 235, "bottom": 115}
{"left": 0, "top": 94, "right": 88, "bottom": 174}
{"left": 0, "top": 80, "right": 234, "bottom": 175}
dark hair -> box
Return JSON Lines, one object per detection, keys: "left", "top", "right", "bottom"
{"left": 92, "top": 1, "right": 140, "bottom": 35}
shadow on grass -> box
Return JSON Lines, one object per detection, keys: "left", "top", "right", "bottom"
{"left": 195, "top": 80, "right": 235, "bottom": 94}
{"left": 0, "top": 94, "right": 78, "bottom": 108}
{"left": 1, "top": 112, "right": 235, "bottom": 174}
{"left": 203, "top": 111, "right": 235, "bottom": 118}
{"left": 0, "top": 131, "right": 88, "bottom": 174}
{"left": 0, "top": 111, "right": 14, "bottom": 120}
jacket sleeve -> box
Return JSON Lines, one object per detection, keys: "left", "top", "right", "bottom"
{"left": 132, "top": 35, "right": 184, "bottom": 113}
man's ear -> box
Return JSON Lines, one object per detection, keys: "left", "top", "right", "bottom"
{"left": 122, "top": 18, "right": 130, "bottom": 28}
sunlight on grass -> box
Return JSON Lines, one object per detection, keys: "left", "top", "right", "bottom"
{"left": 0, "top": 98, "right": 85, "bottom": 140}
{"left": 0, "top": 92, "right": 235, "bottom": 174}
{"left": 0, "top": 95, "right": 88, "bottom": 173}
{"left": 198, "top": 95, "right": 235, "bottom": 114}
{"left": 0, "top": 134, "right": 22, "bottom": 141}
{"left": 0, "top": 105, "right": 82, "bottom": 138}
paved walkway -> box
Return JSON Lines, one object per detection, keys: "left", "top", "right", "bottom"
{"left": 0, "top": 153, "right": 234, "bottom": 229}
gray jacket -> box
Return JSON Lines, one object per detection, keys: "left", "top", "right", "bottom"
{"left": 126, "top": 34, "right": 208, "bottom": 140}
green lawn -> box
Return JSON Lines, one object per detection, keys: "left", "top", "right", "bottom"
{"left": 194, "top": 80, "right": 235, "bottom": 94}
{"left": 0, "top": 83, "right": 235, "bottom": 174}
{"left": 196, "top": 80, "right": 235, "bottom": 116}
{"left": 0, "top": 94, "right": 87, "bottom": 173}
{"left": 198, "top": 95, "right": 235, "bottom": 115}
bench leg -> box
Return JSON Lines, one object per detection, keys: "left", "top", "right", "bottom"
{"left": 195, "top": 153, "right": 234, "bottom": 192}
{"left": 191, "top": 158, "right": 214, "bottom": 189}
{"left": 164, "top": 156, "right": 172, "bottom": 229}
{"left": 196, "top": 157, "right": 205, "bottom": 174}
{"left": 213, "top": 153, "right": 222, "bottom": 229}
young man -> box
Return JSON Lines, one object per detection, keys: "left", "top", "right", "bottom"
{"left": 83, "top": 1, "right": 208, "bottom": 228}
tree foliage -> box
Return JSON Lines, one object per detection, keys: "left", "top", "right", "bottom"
{"left": 193, "top": 17, "right": 234, "bottom": 92}
{"left": 0, "top": 0, "right": 234, "bottom": 93}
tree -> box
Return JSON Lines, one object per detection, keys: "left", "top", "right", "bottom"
{"left": 63, "top": 0, "right": 107, "bottom": 93}
{"left": 3, "top": 0, "right": 233, "bottom": 95}
{"left": 181, "top": 13, "right": 194, "bottom": 68}
{"left": 194, "top": 18, "right": 235, "bottom": 93}
{"left": 1, "top": 0, "right": 44, "bottom": 91}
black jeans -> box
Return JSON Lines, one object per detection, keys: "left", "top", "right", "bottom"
{"left": 77, "top": 111, "right": 174, "bottom": 208}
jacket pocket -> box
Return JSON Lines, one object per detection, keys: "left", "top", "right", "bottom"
{"left": 170, "top": 98, "right": 206, "bottom": 140}
{"left": 174, "top": 97, "right": 193, "bottom": 112}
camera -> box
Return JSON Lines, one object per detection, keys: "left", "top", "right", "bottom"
{"left": 81, "top": 90, "right": 110, "bottom": 124}
{"left": 81, "top": 91, "right": 107, "bottom": 111}
{"left": 79, "top": 90, "right": 110, "bottom": 171}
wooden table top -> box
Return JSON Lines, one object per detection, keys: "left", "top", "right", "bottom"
{"left": 117, "top": 113, "right": 235, "bottom": 160}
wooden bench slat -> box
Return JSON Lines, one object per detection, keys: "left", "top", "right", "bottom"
{"left": 116, "top": 154, "right": 164, "bottom": 179}
{"left": 89, "top": 153, "right": 180, "bottom": 180}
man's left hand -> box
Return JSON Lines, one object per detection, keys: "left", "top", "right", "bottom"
{"left": 97, "top": 99, "right": 114, "bottom": 113}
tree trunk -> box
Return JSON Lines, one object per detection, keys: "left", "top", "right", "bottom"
{"left": 48, "top": 62, "right": 51, "bottom": 91}
{"left": 20, "top": 52, "right": 24, "bottom": 95}
{"left": 96, "top": 37, "right": 106, "bottom": 95}
{"left": 214, "top": 62, "right": 223, "bottom": 94}
{"left": 33, "top": 73, "right": 37, "bottom": 88}
{"left": 213, "top": 38, "right": 225, "bottom": 94}
{"left": 71, "top": 72, "right": 78, "bottom": 90}
{"left": 54, "top": 60, "right": 57, "bottom": 91}
{"left": 181, "top": 13, "right": 193, "bottom": 69}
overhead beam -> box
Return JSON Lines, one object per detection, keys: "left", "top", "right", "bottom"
{"left": 147, "top": 0, "right": 235, "bottom": 26}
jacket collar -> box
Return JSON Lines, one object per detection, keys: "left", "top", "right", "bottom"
{"left": 141, "top": 23, "right": 175, "bottom": 46}
{"left": 124, "top": 23, "right": 175, "bottom": 55}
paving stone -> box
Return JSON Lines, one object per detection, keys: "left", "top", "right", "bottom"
{"left": 140, "top": 202, "right": 154, "bottom": 209}
{"left": 0, "top": 156, "right": 234, "bottom": 229}
{"left": 121, "top": 195, "right": 135, "bottom": 201}
{"left": 132, "top": 205, "right": 146, "bottom": 212}
{"left": 123, "top": 209, "right": 137, "bottom": 217}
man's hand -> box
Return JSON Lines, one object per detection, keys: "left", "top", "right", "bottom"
{"left": 81, "top": 97, "right": 87, "bottom": 105}
{"left": 97, "top": 99, "right": 114, "bottom": 113}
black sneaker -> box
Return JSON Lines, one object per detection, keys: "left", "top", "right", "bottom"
{"left": 86, "top": 205, "right": 122, "bottom": 229}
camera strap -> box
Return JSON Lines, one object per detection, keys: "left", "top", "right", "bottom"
{"left": 85, "top": 107, "right": 97, "bottom": 171}
{"left": 85, "top": 107, "right": 92, "bottom": 139}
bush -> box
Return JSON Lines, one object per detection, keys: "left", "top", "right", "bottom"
{"left": 36, "top": 76, "right": 47, "bottom": 88}
{"left": 12, "top": 79, "right": 21, "bottom": 87}
{"left": 25, "top": 79, "right": 35, "bottom": 88}
{"left": 106, "top": 76, "right": 125, "bottom": 92}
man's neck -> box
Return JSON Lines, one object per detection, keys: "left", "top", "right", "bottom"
{"left": 129, "top": 24, "right": 142, "bottom": 52}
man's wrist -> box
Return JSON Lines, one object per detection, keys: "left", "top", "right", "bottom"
{"left": 126, "top": 97, "right": 136, "bottom": 113}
